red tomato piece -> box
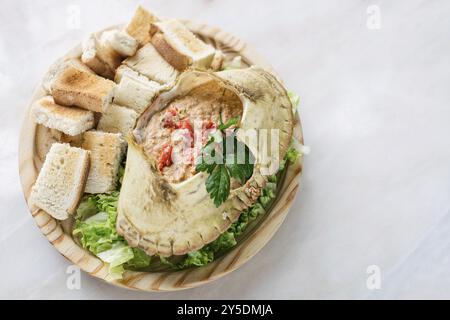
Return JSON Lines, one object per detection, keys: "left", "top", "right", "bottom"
{"left": 163, "top": 108, "right": 179, "bottom": 128}
{"left": 158, "top": 144, "right": 173, "bottom": 171}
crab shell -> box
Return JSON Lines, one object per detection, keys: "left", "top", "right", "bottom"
{"left": 116, "top": 67, "right": 294, "bottom": 257}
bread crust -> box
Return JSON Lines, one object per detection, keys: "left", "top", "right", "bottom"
{"left": 151, "top": 32, "right": 190, "bottom": 71}
{"left": 82, "top": 54, "right": 115, "bottom": 79}
{"left": 51, "top": 66, "right": 116, "bottom": 113}
{"left": 30, "top": 143, "right": 90, "bottom": 220}
{"left": 125, "top": 6, "right": 159, "bottom": 46}
{"left": 151, "top": 20, "right": 215, "bottom": 70}
{"left": 68, "top": 149, "right": 90, "bottom": 214}
{"left": 43, "top": 58, "right": 93, "bottom": 93}
{"left": 101, "top": 30, "right": 138, "bottom": 57}
{"left": 32, "top": 96, "right": 95, "bottom": 136}
{"left": 81, "top": 34, "right": 122, "bottom": 79}
{"left": 122, "top": 43, "right": 178, "bottom": 84}
{"left": 97, "top": 104, "right": 138, "bottom": 135}
{"left": 82, "top": 131, "right": 126, "bottom": 194}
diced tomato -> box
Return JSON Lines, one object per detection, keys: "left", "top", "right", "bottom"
{"left": 158, "top": 144, "right": 173, "bottom": 171}
{"left": 203, "top": 119, "right": 216, "bottom": 130}
{"left": 167, "top": 107, "right": 178, "bottom": 116}
{"left": 176, "top": 119, "right": 193, "bottom": 132}
{"left": 163, "top": 108, "right": 179, "bottom": 128}
{"left": 163, "top": 119, "right": 176, "bottom": 128}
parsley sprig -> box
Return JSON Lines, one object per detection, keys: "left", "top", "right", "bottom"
{"left": 196, "top": 117, "right": 254, "bottom": 207}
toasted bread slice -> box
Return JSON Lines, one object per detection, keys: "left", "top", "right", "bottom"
{"left": 81, "top": 33, "right": 123, "bottom": 79}
{"left": 114, "top": 73, "right": 160, "bottom": 114}
{"left": 123, "top": 43, "right": 178, "bottom": 84}
{"left": 97, "top": 104, "right": 138, "bottom": 136}
{"left": 43, "top": 58, "right": 93, "bottom": 94}
{"left": 151, "top": 19, "right": 215, "bottom": 71}
{"left": 82, "top": 131, "right": 126, "bottom": 194}
{"left": 125, "top": 5, "right": 159, "bottom": 47}
{"left": 35, "top": 126, "right": 63, "bottom": 162}
{"left": 61, "top": 133, "right": 84, "bottom": 148}
{"left": 114, "top": 64, "right": 149, "bottom": 83}
{"left": 101, "top": 29, "right": 138, "bottom": 57}
{"left": 30, "top": 143, "right": 90, "bottom": 220}
{"left": 51, "top": 65, "right": 116, "bottom": 113}
{"left": 32, "top": 96, "right": 95, "bottom": 136}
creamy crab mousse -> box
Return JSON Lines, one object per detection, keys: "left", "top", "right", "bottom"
{"left": 141, "top": 81, "right": 243, "bottom": 183}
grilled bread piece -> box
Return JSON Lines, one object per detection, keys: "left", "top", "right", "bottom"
{"left": 97, "top": 104, "right": 138, "bottom": 136}
{"left": 101, "top": 29, "right": 138, "bottom": 57}
{"left": 82, "top": 131, "right": 126, "bottom": 194}
{"left": 151, "top": 19, "right": 215, "bottom": 71}
{"left": 31, "top": 96, "right": 95, "bottom": 136}
{"left": 122, "top": 43, "right": 178, "bottom": 84}
{"left": 42, "top": 58, "right": 93, "bottom": 94}
{"left": 125, "top": 5, "right": 159, "bottom": 47}
{"left": 114, "top": 73, "right": 160, "bottom": 114}
{"left": 51, "top": 65, "right": 116, "bottom": 113}
{"left": 81, "top": 33, "right": 123, "bottom": 79}
{"left": 114, "top": 64, "right": 149, "bottom": 83}
{"left": 29, "top": 143, "right": 90, "bottom": 220}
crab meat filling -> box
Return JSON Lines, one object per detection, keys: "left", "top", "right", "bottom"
{"left": 143, "top": 81, "right": 243, "bottom": 183}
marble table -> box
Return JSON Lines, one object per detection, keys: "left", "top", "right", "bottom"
{"left": 1, "top": 0, "right": 449, "bottom": 299}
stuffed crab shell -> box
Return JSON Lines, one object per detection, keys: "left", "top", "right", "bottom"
{"left": 116, "top": 67, "right": 294, "bottom": 256}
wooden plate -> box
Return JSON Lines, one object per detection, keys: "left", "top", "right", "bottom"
{"left": 18, "top": 21, "right": 304, "bottom": 291}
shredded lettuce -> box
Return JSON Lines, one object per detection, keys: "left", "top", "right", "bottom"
{"left": 288, "top": 90, "right": 300, "bottom": 114}
{"left": 286, "top": 145, "right": 301, "bottom": 164}
{"left": 97, "top": 243, "right": 134, "bottom": 281}
{"left": 180, "top": 250, "right": 214, "bottom": 268}
{"left": 126, "top": 248, "right": 152, "bottom": 269}
{"left": 73, "top": 191, "right": 151, "bottom": 280}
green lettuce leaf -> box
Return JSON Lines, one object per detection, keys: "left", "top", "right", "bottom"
{"left": 125, "top": 248, "right": 152, "bottom": 269}
{"left": 209, "top": 231, "right": 237, "bottom": 252}
{"left": 73, "top": 191, "right": 151, "bottom": 280}
{"left": 286, "top": 145, "right": 301, "bottom": 164}
{"left": 107, "top": 265, "right": 126, "bottom": 281}
{"left": 180, "top": 250, "right": 214, "bottom": 268}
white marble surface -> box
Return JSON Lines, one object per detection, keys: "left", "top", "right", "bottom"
{"left": 1, "top": 0, "right": 450, "bottom": 299}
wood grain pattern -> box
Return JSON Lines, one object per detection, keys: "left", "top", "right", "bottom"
{"left": 18, "top": 22, "right": 304, "bottom": 292}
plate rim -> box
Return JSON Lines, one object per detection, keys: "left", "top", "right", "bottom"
{"left": 18, "top": 21, "right": 304, "bottom": 292}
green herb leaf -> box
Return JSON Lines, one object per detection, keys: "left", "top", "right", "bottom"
{"left": 195, "top": 141, "right": 218, "bottom": 174}
{"left": 218, "top": 116, "right": 240, "bottom": 131}
{"left": 198, "top": 117, "right": 254, "bottom": 207}
{"left": 205, "top": 165, "right": 230, "bottom": 207}
{"left": 225, "top": 136, "right": 254, "bottom": 184}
